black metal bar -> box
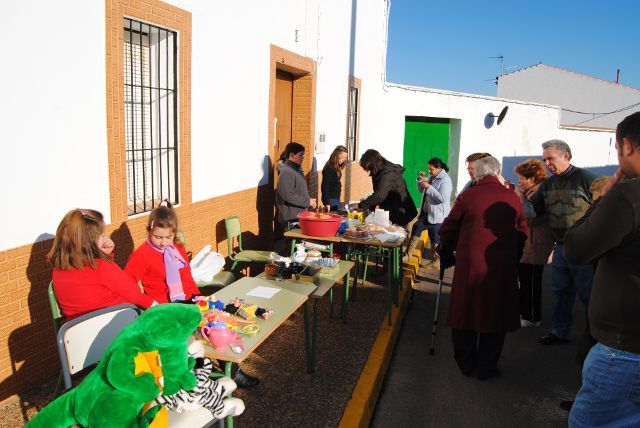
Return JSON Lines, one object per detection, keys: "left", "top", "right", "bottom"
{"left": 149, "top": 25, "right": 156, "bottom": 210}
{"left": 165, "top": 29, "right": 170, "bottom": 203}
{"left": 172, "top": 31, "right": 179, "bottom": 205}
{"left": 138, "top": 20, "right": 147, "bottom": 212}
{"left": 157, "top": 28, "right": 164, "bottom": 204}
{"left": 127, "top": 20, "right": 138, "bottom": 214}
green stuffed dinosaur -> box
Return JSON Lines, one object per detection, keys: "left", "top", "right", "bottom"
{"left": 27, "top": 304, "right": 203, "bottom": 428}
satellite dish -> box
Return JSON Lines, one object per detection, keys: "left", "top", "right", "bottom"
{"left": 497, "top": 106, "right": 509, "bottom": 125}
{"left": 484, "top": 113, "right": 495, "bottom": 129}
{"left": 484, "top": 106, "right": 509, "bottom": 129}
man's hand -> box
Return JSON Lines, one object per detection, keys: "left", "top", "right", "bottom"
{"left": 309, "top": 198, "right": 317, "bottom": 209}
{"left": 600, "top": 167, "right": 625, "bottom": 197}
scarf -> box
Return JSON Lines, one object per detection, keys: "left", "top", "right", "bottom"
{"left": 146, "top": 238, "right": 187, "bottom": 302}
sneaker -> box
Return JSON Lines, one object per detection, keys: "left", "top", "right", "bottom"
{"left": 520, "top": 319, "right": 541, "bottom": 328}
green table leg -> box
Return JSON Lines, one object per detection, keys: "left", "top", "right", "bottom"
{"left": 387, "top": 248, "right": 393, "bottom": 326}
{"left": 311, "top": 300, "right": 318, "bottom": 372}
{"left": 303, "top": 301, "right": 312, "bottom": 372}
{"left": 341, "top": 244, "right": 353, "bottom": 322}
{"left": 329, "top": 289, "right": 334, "bottom": 319}
{"left": 224, "top": 361, "right": 234, "bottom": 428}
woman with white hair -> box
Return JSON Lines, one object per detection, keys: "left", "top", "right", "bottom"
{"left": 439, "top": 156, "right": 528, "bottom": 380}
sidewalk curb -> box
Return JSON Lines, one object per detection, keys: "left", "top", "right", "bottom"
{"left": 338, "top": 266, "right": 412, "bottom": 428}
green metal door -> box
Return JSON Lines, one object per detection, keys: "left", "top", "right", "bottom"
{"left": 402, "top": 118, "right": 450, "bottom": 207}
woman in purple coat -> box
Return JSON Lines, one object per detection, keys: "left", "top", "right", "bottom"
{"left": 439, "top": 156, "right": 528, "bottom": 380}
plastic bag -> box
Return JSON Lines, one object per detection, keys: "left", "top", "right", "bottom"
{"left": 190, "top": 245, "right": 225, "bottom": 282}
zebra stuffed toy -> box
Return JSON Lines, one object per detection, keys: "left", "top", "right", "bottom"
{"left": 155, "top": 337, "right": 245, "bottom": 419}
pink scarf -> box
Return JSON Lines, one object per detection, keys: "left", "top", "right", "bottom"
{"left": 146, "top": 238, "right": 187, "bottom": 302}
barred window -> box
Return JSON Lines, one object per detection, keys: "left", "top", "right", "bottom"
{"left": 347, "top": 85, "right": 359, "bottom": 162}
{"left": 124, "top": 18, "right": 178, "bottom": 215}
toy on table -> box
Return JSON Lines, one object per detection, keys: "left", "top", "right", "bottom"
{"left": 201, "top": 321, "right": 238, "bottom": 352}
{"left": 194, "top": 294, "right": 225, "bottom": 312}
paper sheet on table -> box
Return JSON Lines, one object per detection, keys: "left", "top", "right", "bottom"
{"left": 246, "top": 286, "right": 282, "bottom": 299}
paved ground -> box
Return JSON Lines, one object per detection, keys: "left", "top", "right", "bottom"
{"left": 372, "top": 265, "right": 585, "bottom": 428}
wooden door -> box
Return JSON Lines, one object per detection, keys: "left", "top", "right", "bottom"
{"left": 273, "top": 70, "right": 293, "bottom": 188}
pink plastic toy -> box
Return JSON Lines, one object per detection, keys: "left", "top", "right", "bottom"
{"left": 201, "top": 321, "right": 237, "bottom": 352}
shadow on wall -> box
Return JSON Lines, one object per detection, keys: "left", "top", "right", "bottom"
{"left": 110, "top": 223, "right": 134, "bottom": 269}
{"left": 501, "top": 155, "right": 618, "bottom": 184}
{"left": 2, "top": 234, "right": 57, "bottom": 423}
{"left": 257, "top": 155, "right": 275, "bottom": 245}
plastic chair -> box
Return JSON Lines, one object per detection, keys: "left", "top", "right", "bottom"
{"left": 56, "top": 303, "right": 219, "bottom": 427}
{"left": 48, "top": 282, "right": 66, "bottom": 398}
{"left": 224, "top": 216, "right": 272, "bottom": 270}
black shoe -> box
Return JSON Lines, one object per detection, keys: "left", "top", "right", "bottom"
{"left": 476, "top": 369, "right": 500, "bottom": 381}
{"left": 233, "top": 368, "right": 260, "bottom": 388}
{"left": 539, "top": 333, "right": 569, "bottom": 345}
{"left": 560, "top": 400, "right": 574, "bottom": 412}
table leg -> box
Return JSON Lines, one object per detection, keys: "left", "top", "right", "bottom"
{"left": 394, "top": 247, "right": 402, "bottom": 307}
{"left": 303, "top": 301, "right": 312, "bottom": 372}
{"left": 224, "top": 361, "right": 234, "bottom": 428}
{"left": 341, "top": 244, "right": 353, "bottom": 322}
{"left": 387, "top": 248, "right": 393, "bottom": 326}
{"left": 289, "top": 238, "right": 297, "bottom": 256}
{"left": 311, "top": 300, "right": 318, "bottom": 373}
{"left": 329, "top": 288, "right": 334, "bottom": 319}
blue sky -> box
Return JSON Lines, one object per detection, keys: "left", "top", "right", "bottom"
{"left": 386, "top": 0, "right": 640, "bottom": 96}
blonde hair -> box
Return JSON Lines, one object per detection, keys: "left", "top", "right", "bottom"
{"left": 48, "top": 209, "right": 109, "bottom": 270}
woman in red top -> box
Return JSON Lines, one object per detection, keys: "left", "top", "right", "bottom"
{"left": 125, "top": 202, "right": 200, "bottom": 303}
{"left": 49, "top": 209, "right": 156, "bottom": 320}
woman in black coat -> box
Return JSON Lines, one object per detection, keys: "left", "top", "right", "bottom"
{"left": 354, "top": 149, "right": 418, "bottom": 227}
{"left": 321, "top": 145, "right": 348, "bottom": 210}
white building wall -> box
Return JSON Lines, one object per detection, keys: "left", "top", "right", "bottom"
{"left": 1, "top": 1, "right": 109, "bottom": 250}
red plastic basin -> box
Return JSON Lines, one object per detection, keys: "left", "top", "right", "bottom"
{"left": 297, "top": 211, "right": 342, "bottom": 237}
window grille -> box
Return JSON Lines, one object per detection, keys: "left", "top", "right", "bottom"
{"left": 124, "top": 18, "right": 178, "bottom": 215}
{"left": 347, "top": 85, "right": 359, "bottom": 162}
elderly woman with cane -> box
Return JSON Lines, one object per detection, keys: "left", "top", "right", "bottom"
{"left": 438, "top": 156, "right": 528, "bottom": 380}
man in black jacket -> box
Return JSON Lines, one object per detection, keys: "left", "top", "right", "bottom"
{"left": 564, "top": 112, "right": 640, "bottom": 427}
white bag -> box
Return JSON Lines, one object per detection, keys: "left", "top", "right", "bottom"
{"left": 190, "top": 245, "right": 225, "bottom": 282}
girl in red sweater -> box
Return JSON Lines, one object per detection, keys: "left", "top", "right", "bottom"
{"left": 125, "top": 202, "right": 200, "bottom": 303}
{"left": 49, "top": 209, "right": 157, "bottom": 320}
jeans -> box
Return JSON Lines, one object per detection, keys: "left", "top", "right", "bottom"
{"left": 550, "top": 243, "right": 593, "bottom": 339}
{"left": 411, "top": 215, "right": 442, "bottom": 244}
{"left": 569, "top": 343, "right": 640, "bottom": 427}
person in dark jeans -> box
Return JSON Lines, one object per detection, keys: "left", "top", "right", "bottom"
{"left": 514, "top": 159, "right": 554, "bottom": 327}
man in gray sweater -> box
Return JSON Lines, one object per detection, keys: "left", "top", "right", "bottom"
{"left": 564, "top": 111, "right": 640, "bottom": 426}
{"left": 520, "top": 140, "right": 597, "bottom": 345}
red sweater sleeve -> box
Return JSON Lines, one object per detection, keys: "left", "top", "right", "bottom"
{"left": 100, "top": 262, "right": 156, "bottom": 308}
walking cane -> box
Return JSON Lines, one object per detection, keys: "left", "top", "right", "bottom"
{"left": 429, "top": 264, "right": 446, "bottom": 355}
